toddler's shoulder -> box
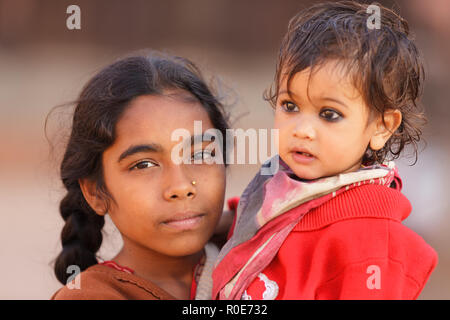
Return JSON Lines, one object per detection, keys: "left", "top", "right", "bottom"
{"left": 288, "top": 216, "right": 437, "bottom": 283}
{"left": 291, "top": 216, "right": 435, "bottom": 259}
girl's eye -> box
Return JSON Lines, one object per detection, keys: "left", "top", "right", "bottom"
{"left": 131, "top": 160, "right": 156, "bottom": 170}
{"left": 320, "top": 109, "right": 342, "bottom": 121}
{"left": 280, "top": 101, "right": 299, "bottom": 113}
{"left": 192, "top": 149, "right": 214, "bottom": 161}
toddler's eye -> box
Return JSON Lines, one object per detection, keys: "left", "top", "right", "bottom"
{"left": 131, "top": 160, "right": 156, "bottom": 170}
{"left": 280, "top": 101, "right": 299, "bottom": 113}
{"left": 320, "top": 109, "right": 342, "bottom": 121}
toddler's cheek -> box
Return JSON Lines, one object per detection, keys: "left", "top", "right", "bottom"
{"left": 279, "top": 144, "right": 292, "bottom": 162}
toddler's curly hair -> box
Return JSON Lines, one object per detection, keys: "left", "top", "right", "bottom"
{"left": 265, "top": 1, "right": 427, "bottom": 165}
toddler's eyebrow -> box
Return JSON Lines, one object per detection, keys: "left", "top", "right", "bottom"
{"left": 278, "top": 90, "right": 348, "bottom": 109}
{"left": 321, "top": 97, "right": 349, "bottom": 109}
{"left": 118, "top": 143, "right": 163, "bottom": 162}
{"left": 278, "top": 89, "right": 291, "bottom": 96}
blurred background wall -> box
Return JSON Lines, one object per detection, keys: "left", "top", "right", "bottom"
{"left": 0, "top": 0, "right": 449, "bottom": 299}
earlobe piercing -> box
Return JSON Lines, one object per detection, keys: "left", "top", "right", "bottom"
{"left": 191, "top": 180, "right": 196, "bottom": 186}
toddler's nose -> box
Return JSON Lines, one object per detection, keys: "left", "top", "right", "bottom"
{"left": 293, "top": 120, "right": 316, "bottom": 140}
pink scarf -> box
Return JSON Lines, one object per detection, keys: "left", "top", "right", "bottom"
{"left": 212, "top": 156, "right": 401, "bottom": 300}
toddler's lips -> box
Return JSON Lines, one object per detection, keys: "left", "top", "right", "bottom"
{"left": 291, "top": 150, "right": 316, "bottom": 164}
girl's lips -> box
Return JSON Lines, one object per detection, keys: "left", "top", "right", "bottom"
{"left": 162, "top": 213, "right": 205, "bottom": 231}
{"left": 291, "top": 151, "right": 316, "bottom": 164}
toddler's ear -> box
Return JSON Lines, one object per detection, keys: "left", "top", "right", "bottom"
{"left": 78, "top": 178, "right": 108, "bottom": 216}
{"left": 369, "top": 109, "right": 402, "bottom": 151}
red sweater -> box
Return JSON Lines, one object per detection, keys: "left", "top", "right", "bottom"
{"left": 232, "top": 184, "right": 437, "bottom": 300}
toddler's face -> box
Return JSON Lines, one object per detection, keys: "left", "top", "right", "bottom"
{"left": 274, "top": 60, "right": 379, "bottom": 180}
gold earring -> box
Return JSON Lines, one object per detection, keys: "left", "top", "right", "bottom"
{"left": 191, "top": 180, "right": 196, "bottom": 186}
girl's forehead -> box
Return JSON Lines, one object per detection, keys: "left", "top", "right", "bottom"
{"left": 120, "top": 94, "right": 209, "bottom": 126}
{"left": 113, "top": 94, "right": 213, "bottom": 146}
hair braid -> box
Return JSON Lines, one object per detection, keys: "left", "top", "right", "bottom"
{"left": 54, "top": 185, "right": 105, "bottom": 285}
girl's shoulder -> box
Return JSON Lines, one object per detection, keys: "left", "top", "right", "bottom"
{"left": 50, "top": 264, "right": 176, "bottom": 300}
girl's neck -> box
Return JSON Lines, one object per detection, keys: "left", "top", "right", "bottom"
{"left": 113, "top": 237, "right": 203, "bottom": 299}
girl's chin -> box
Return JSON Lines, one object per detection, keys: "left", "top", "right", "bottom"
{"left": 165, "top": 235, "right": 210, "bottom": 256}
{"left": 167, "top": 246, "right": 205, "bottom": 258}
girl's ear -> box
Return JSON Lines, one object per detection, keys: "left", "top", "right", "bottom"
{"left": 78, "top": 178, "right": 108, "bottom": 216}
{"left": 369, "top": 109, "right": 402, "bottom": 151}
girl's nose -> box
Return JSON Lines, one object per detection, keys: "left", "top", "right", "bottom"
{"left": 293, "top": 119, "right": 316, "bottom": 140}
{"left": 163, "top": 167, "right": 197, "bottom": 201}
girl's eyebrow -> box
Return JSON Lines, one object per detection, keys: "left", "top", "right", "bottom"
{"left": 177, "top": 132, "right": 217, "bottom": 149}
{"left": 118, "top": 143, "right": 163, "bottom": 162}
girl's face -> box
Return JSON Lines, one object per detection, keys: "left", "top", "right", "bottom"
{"left": 101, "top": 93, "right": 226, "bottom": 257}
{"left": 274, "top": 60, "right": 380, "bottom": 180}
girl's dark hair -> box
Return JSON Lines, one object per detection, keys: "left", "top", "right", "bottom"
{"left": 265, "top": 1, "right": 427, "bottom": 165}
{"left": 52, "top": 51, "right": 230, "bottom": 285}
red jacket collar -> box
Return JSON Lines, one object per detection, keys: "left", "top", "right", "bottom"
{"left": 293, "top": 183, "right": 412, "bottom": 232}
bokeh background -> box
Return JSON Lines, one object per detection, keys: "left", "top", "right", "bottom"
{"left": 0, "top": 0, "right": 449, "bottom": 299}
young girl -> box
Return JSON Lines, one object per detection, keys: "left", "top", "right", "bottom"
{"left": 212, "top": 1, "right": 438, "bottom": 300}
{"left": 50, "top": 52, "right": 233, "bottom": 300}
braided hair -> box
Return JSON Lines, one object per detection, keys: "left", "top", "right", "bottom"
{"left": 52, "top": 51, "right": 230, "bottom": 285}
